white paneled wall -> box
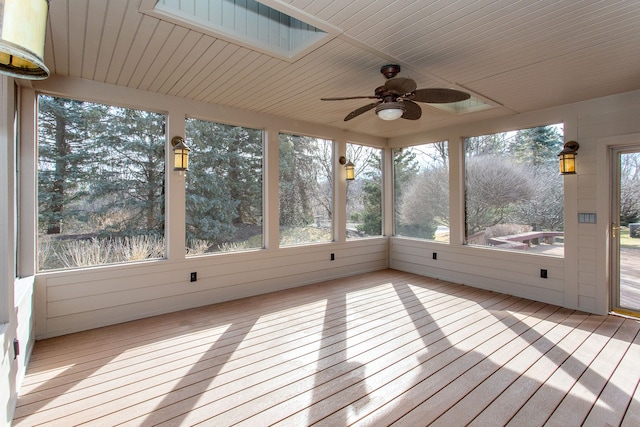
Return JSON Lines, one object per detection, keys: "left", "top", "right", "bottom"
{"left": 36, "top": 239, "right": 387, "bottom": 338}
{"left": 390, "top": 237, "right": 565, "bottom": 307}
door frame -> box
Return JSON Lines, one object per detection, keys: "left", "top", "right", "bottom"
{"left": 610, "top": 144, "right": 640, "bottom": 315}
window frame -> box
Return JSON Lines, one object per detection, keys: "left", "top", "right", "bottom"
{"left": 345, "top": 142, "right": 383, "bottom": 240}
{"left": 393, "top": 141, "right": 451, "bottom": 242}
{"left": 462, "top": 124, "right": 565, "bottom": 256}
{"left": 184, "top": 117, "right": 266, "bottom": 256}
{"left": 278, "top": 132, "right": 334, "bottom": 247}
{"left": 35, "top": 93, "right": 169, "bottom": 272}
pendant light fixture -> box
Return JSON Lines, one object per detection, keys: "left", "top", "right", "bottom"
{"left": 0, "top": 0, "right": 50, "bottom": 80}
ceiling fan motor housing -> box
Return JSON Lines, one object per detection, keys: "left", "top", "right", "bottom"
{"left": 380, "top": 64, "right": 401, "bottom": 79}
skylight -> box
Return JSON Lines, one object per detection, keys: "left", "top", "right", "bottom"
{"left": 427, "top": 95, "right": 494, "bottom": 114}
{"left": 140, "top": 0, "right": 336, "bottom": 62}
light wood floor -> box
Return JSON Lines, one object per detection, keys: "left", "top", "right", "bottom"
{"left": 13, "top": 269, "right": 640, "bottom": 426}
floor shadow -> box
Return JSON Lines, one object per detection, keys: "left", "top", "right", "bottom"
{"left": 471, "top": 305, "right": 638, "bottom": 426}
{"left": 306, "top": 292, "right": 369, "bottom": 425}
{"left": 385, "top": 281, "right": 639, "bottom": 426}
{"left": 14, "top": 302, "right": 258, "bottom": 423}
{"left": 139, "top": 319, "right": 256, "bottom": 426}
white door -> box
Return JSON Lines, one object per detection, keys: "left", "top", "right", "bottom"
{"left": 611, "top": 146, "right": 640, "bottom": 315}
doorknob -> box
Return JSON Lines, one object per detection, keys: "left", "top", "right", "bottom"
{"left": 612, "top": 222, "right": 620, "bottom": 238}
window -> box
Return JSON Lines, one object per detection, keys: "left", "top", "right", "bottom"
{"left": 394, "top": 142, "right": 450, "bottom": 242}
{"left": 185, "top": 119, "right": 263, "bottom": 255}
{"left": 346, "top": 143, "right": 382, "bottom": 239}
{"left": 279, "top": 133, "right": 333, "bottom": 246}
{"left": 464, "top": 124, "right": 564, "bottom": 256}
{"left": 37, "top": 95, "right": 166, "bottom": 271}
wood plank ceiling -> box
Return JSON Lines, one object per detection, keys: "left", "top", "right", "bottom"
{"left": 43, "top": 0, "right": 640, "bottom": 139}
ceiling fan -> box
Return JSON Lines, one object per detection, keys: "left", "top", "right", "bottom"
{"left": 321, "top": 64, "right": 470, "bottom": 121}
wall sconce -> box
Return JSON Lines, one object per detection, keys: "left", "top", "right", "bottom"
{"left": 558, "top": 140, "right": 579, "bottom": 175}
{"left": 339, "top": 156, "right": 355, "bottom": 180}
{"left": 345, "top": 160, "right": 355, "bottom": 180}
{"left": 171, "top": 136, "right": 190, "bottom": 172}
{"left": 0, "top": 0, "right": 50, "bottom": 80}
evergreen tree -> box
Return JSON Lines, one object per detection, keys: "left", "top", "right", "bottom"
{"left": 91, "top": 106, "right": 166, "bottom": 236}
{"left": 38, "top": 95, "right": 102, "bottom": 235}
{"left": 225, "top": 126, "right": 262, "bottom": 225}
{"left": 512, "top": 126, "right": 563, "bottom": 168}
{"left": 278, "top": 134, "right": 318, "bottom": 227}
{"left": 185, "top": 119, "right": 262, "bottom": 245}
{"left": 356, "top": 151, "right": 382, "bottom": 236}
{"left": 38, "top": 95, "right": 166, "bottom": 238}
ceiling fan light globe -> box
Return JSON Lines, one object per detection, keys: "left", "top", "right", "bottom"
{"left": 376, "top": 102, "right": 406, "bottom": 120}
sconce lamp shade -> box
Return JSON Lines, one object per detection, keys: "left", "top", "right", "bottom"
{"left": 375, "top": 102, "right": 405, "bottom": 121}
{"left": 0, "top": 0, "right": 50, "bottom": 80}
{"left": 345, "top": 160, "right": 355, "bottom": 181}
{"left": 171, "top": 136, "right": 190, "bottom": 171}
{"left": 558, "top": 140, "right": 579, "bottom": 175}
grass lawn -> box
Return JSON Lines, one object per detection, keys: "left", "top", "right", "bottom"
{"left": 620, "top": 228, "right": 640, "bottom": 248}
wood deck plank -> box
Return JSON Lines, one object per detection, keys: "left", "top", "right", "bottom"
{"left": 230, "top": 293, "right": 519, "bottom": 426}
{"left": 621, "top": 377, "right": 640, "bottom": 427}
{"left": 12, "top": 269, "right": 640, "bottom": 427}
{"left": 26, "top": 272, "right": 407, "bottom": 369}
{"left": 132, "top": 286, "right": 508, "bottom": 426}
{"left": 293, "top": 297, "right": 537, "bottom": 427}
{"left": 344, "top": 298, "right": 542, "bottom": 427}
{"left": 394, "top": 305, "right": 570, "bottom": 426}
{"left": 465, "top": 311, "right": 602, "bottom": 426}
{"left": 546, "top": 318, "right": 640, "bottom": 426}
{"left": 428, "top": 307, "right": 578, "bottom": 426}
{"left": 505, "top": 315, "right": 625, "bottom": 426}
{"left": 18, "top": 275, "right": 471, "bottom": 425}
{"left": 582, "top": 321, "right": 640, "bottom": 427}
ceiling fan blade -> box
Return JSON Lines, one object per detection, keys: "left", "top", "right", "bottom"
{"left": 321, "top": 96, "right": 379, "bottom": 101}
{"left": 344, "top": 102, "right": 379, "bottom": 121}
{"left": 412, "top": 88, "right": 470, "bottom": 103}
{"left": 401, "top": 100, "right": 422, "bottom": 120}
{"left": 384, "top": 77, "right": 417, "bottom": 94}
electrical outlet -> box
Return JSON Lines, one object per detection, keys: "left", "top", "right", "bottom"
{"left": 190, "top": 272, "right": 197, "bottom": 282}
{"left": 540, "top": 269, "right": 548, "bottom": 279}
{"left": 432, "top": 252, "right": 437, "bottom": 260}
{"left": 330, "top": 253, "right": 335, "bottom": 261}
